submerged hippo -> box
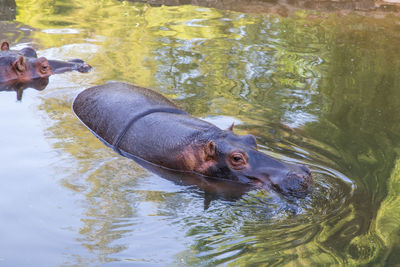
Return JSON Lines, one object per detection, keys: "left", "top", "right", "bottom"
{"left": 0, "top": 41, "right": 91, "bottom": 83}
{"left": 73, "top": 82, "right": 313, "bottom": 197}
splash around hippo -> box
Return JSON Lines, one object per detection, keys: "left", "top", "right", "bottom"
{"left": 73, "top": 82, "right": 313, "bottom": 197}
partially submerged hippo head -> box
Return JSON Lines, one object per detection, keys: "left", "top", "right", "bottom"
{"left": 0, "top": 54, "right": 53, "bottom": 83}
{"left": 183, "top": 124, "right": 313, "bottom": 197}
{"left": 1, "top": 42, "right": 52, "bottom": 83}
{"left": 0, "top": 41, "right": 92, "bottom": 83}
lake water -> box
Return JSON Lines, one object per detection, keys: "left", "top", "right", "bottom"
{"left": 1, "top": 0, "right": 400, "bottom": 266}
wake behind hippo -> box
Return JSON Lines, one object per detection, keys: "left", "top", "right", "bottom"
{"left": 73, "top": 82, "right": 313, "bottom": 197}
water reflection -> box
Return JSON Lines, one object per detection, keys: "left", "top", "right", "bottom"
{"left": 127, "top": 0, "right": 400, "bottom": 15}
{"left": 166, "top": 163, "right": 354, "bottom": 265}
{"left": 2, "top": 0, "right": 400, "bottom": 266}
{"left": 0, "top": 0, "right": 16, "bottom": 21}
{"left": 0, "top": 77, "right": 49, "bottom": 100}
{"left": 42, "top": 94, "right": 355, "bottom": 265}
{"left": 0, "top": 21, "right": 33, "bottom": 46}
{"left": 40, "top": 95, "right": 150, "bottom": 264}
{"left": 130, "top": 154, "right": 255, "bottom": 208}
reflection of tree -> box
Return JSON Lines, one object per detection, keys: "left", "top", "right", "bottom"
{"left": 0, "top": 0, "right": 16, "bottom": 20}
{"left": 125, "top": 0, "right": 399, "bottom": 15}
{"left": 39, "top": 94, "right": 199, "bottom": 265}
{"left": 147, "top": 11, "right": 400, "bottom": 266}
{"left": 149, "top": 12, "right": 324, "bottom": 130}
{"left": 375, "top": 157, "right": 400, "bottom": 265}
{"left": 19, "top": 0, "right": 400, "bottom": 265}
{"left": 302, "top": 15, "right": 400, "bottom": 265}
{"left": 39, "top": 95, "right": 148, "bottom": 264}
{"left": 309, "top": 15, "right": 400, "bottom": 193}
{"left": 0, "top": 21, "right": 34, "bottom": 46}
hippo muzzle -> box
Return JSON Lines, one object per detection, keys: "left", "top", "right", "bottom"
{"left": 271, "top": 166, "right": 313, "bottom": 197}
{"left": 239, "top": 161, "right": 313, "bottom": 198}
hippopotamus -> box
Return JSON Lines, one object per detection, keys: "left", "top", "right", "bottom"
{"left": 73, "top": 82, "right": 313, "bottom": 197}
{"left": 0, "top": 41, "right": 91, "bottom": 83}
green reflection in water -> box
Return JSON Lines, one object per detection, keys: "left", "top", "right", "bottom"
{"left": 12, "top": 0, "right": 400, "bottom": 265}
{"left": 376, "top": 157, "right": 400, "bottom": 265}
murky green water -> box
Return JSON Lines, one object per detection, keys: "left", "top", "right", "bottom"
{"left": 1, "top": 0, "right": 400, "bottom": 266}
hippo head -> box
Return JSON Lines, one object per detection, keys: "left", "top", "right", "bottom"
{"left": 8, "top": 55, "right": 53, "bottom": 82}
{"left": 1, "top": 42, "right": 53, "bottom": 82}
{"left": 193, "top": 125, "right": 313, "bottom": 197}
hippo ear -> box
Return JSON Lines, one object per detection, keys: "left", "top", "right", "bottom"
{"left": 13, "top": 56, "right": 26, "bottom": 72}
{"left": 204, "top": 140, "right": 216, "bottom": 160}
{"left": 1, "top": 42, "right": 9, "bottom": 51}
{"left": 227, "top": 122, "right": 235, "bottom": 132}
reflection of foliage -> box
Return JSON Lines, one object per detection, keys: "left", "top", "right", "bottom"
{"left": 38, "top": 95, "right": 148, "bottom": 263}
{"left": 38, "top": 90, "right": 195, "bottom": 264}
{"left": 307, "top": 14, "right": 400, "bottom": 189}
{"left": 375, "top": 157, "right": 400, "bottom": 265}
{"left": 0, "top": 0, "right": 16, "bottom": 20}
{"left": 16, "top": 0, "right": 323, "bottom": 121}
{"left": 302, "top": 15, "right": 400, "bottom": 266}
{"left": 19, "top": 0, "right": 400, "bottom": 265}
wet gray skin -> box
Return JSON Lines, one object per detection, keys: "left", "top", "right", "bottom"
{"left": 73, "top": 82, "right": 313, "bottom": 197}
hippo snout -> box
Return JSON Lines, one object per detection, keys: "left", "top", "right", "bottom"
{"left": 277, "top": 166, "right": 313, "bottom": 197}
{"left": 76, "top": 63, "right": 92, "bottom": 73}
{"left": 266, "top": 165, "right": 313, "bottom": 197}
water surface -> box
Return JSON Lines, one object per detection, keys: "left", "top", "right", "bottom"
{"left": 1, "top": 0, "right": 400, "bottom": 265}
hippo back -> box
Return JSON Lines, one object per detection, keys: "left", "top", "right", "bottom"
{"left": 73, "top": 82, "right": 178, "bottom": 147}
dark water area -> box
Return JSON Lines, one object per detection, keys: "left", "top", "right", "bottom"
{"left": 1, "top": 0, "right": 400, "bottom": 266}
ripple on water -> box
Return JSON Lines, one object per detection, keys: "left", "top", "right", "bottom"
{"left": 177, "top": 159, "right": 355, "bottom": 266}
{"left": 58, "top": 102, "right": 355, "bottom": 265}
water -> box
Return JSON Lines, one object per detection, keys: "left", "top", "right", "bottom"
{"left": 1, "top": 0, "right": 400, "bottom": 265}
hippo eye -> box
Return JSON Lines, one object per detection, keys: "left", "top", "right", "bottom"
{"left": 229, "top": 152, "right": 247, "bottom": 169}
{"left": 233, "top": 155, "right": 242, "bottom": 162}
{"left": 40, "top": 65, "right": 49, "bottom": 74}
